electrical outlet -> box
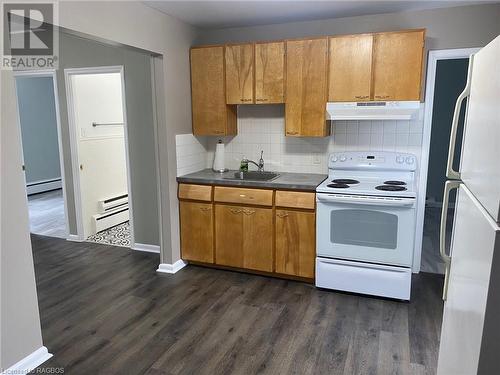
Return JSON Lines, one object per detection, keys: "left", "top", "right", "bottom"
{"left": 312, "top": 154, "right": 321, "bottom": 165}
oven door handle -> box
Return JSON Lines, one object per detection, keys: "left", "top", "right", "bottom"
{"left": 316, "top": 194, "right": 415, "bottom": 207}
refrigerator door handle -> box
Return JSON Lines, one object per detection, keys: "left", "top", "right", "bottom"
{"left": 440, "top": 180, "right": 461, "bottom": 300}
{"left": 446, "top": 55, "right": 474, "bottom": 180}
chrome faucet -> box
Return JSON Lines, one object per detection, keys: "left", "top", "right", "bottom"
{"left": 243, "top": 151, "right": 265, "bottom": 172}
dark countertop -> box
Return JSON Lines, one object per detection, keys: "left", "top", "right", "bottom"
{"left": 177, "top": 169, "right": 327, "bottom": 192}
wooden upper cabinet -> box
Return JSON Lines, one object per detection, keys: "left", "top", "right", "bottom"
{"left": 328, "top": 34, "right": 373, "bottom": 102}
{"left": 285, "top": 38, "right": 330, "bottom": 137}
{"left": 190, "top": 46, "right": 237, "bottom": 136}
{"left": 255, "top": 42, "right": 285, "bottom": 104}
{"left": 225, "top": 44, "right": 254, "bottom": 104}
{"left": 372, "top": 30, "right": 425, "bottom": 101}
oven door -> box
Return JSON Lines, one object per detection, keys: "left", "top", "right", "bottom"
{"left": 316, "top": 194, "right": 416, "bottom": 267}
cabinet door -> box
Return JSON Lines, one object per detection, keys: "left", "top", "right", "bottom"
{"left": 372, "top": 30, "right": 425, "bottom": 101}
{"left": 190, "top": 46, "right": 237, "bottom": 135}
{"left": 328, "top": 34, "right": 373, "bottom": 102}
{"left": 275, "top": 210, "right": 315, "bottom": 278}
{"left": 225, "top": 44, "right": 254, "bottom": 104}
{"left": 215, "top": 204, "right": 273, "bottom": 272}
{"left": 255, "top": 41, "right": 285, "bottom": 104}
{"left": 285, "top": 38, "right": 329, "bottom": 137}
{"left": 180, "top": 201, "right": 214, "bottom": 263}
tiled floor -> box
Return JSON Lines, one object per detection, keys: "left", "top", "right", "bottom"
{"left": 28, "top": 189, "right": 67, "bottom": 239}
{"left": 87, "top": 221, "right": 131, "bottom": 247}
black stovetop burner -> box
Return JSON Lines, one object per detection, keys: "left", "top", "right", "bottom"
{"left": 332, "top": 178, "right": 360, "bottom": 185}
{"left": 376, "top": 185, "right": 407, "bottom": 192}
{"left": 327, "top": 183, "right": 350, "bottom": 189}
{"left": 384, "top": 180, "right": 407, "bottom": 186}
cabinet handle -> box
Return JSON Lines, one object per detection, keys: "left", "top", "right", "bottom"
{"left": 256, "top": 98, "right": 268, "bottom": 102}
{"left": 375, "top": 95, "right": 390, "bottom": 99}
{"left": 199, "top": 207, "right": 211, "bottom": 212}
{"left": 276, "top": 212, "right": 289, "bottom": 218}
{"left": 354, "top": 95, "right": 369, "bottom": 99}
{"left": 240, "top": 98, "right": 252, "bottom": 102}
{"left": 213, "top": 130, "right": 224, "bottom": 134}
{"left": 229, "top": 208, "right": 242, "bottom": 214}
{"left": 242, "top": 209, "right": 256, "bottom": 216}
{"left": 286, "top": 131, "right": 298, "bottom": 135}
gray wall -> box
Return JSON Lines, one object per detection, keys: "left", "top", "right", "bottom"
{"left": 427, "top": 58, "right": 469, "bottom": 203}
{"left": 57, "top": 31, "right": 159, "bottom": 245}
{"left": 16, "top": 77, "right": 61, "bottom": 184}
{"left": 196, "top": 4, "right": 500, "bottom": 51}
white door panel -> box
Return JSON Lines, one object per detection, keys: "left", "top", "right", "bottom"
{"left": 437, "top": 185, "right": 500, "bottom": 374}
{"left": 460, "top": 35, "right": 500, "bottom": 223}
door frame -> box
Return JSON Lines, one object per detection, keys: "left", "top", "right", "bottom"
{"left": 413, "top": 47, "right": 481, "bottom": 272}
{"left": 13, "top": 69, "right": 70, "bottom": 239}
{"left": 64, "top": 65, "right": 135, "bottom": 245}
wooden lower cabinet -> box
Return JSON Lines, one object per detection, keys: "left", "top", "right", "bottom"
{"left": 215, "top": 204, "right": 273, "bottom": 272}
{"left": 275, "top": 209, "right": 315, "bottom": 278}
{"left": 179, "top": 201, "right": 214, "bottom": 263}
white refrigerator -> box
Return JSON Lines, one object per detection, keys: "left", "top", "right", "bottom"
{"left": 437, "top": 35, "right": 500, "bottom": 374}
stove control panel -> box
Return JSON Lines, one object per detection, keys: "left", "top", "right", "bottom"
{"left": 329, "top": 151, "right": 417, "bottom": 171}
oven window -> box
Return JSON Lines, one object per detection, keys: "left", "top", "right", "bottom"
{"left": 331, "top": 209, "right": 398, "bottom": 249}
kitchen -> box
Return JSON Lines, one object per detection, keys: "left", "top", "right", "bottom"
{"left": 174, "top": 23, "right": 499, "bottom": 375}
{"left": 3, "top": 2, "right": 499, "bottom": 374}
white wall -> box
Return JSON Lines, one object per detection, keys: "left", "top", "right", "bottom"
{"left": 54, "top": 1, "right": 198, "bottom": 263}
{"left": 69, "top": 72, "right": 128, "bottom": 238}
{"left": 1, "top": 71, "right": 44, "bottom": 369}
{"left": 0, "top": 1, "right": 197, "bottom": 368}
{"left": 176, "top": 105, "right": 424, "bottom": 176}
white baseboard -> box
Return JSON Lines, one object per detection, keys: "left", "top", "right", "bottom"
{"left": 133, "top": 243, "right": 160, "bottom": 254}
{"left": 157, "top": 259, "right": 187, "bottom": 274}
{"left": 66, "top": 234, "right": 84, "bottom": 242}
{"left": 2, "top": 346, "right": 53, "bottom": 375}
{"left": 27, "top": 178, "right": 62, "bottom": 195}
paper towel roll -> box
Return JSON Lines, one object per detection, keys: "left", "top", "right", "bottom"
{"left": 213, "top": 141, "right": 226, "bottom": 172}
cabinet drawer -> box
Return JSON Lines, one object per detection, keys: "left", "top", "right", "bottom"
{"left": 178, "top": 184, "right": 212, "bottom": 202}
{"left": 276, "top": 191, "right": 315, "bottom": 209}
{"left": 214, "top": 186, "right": 273, "bottom": 206}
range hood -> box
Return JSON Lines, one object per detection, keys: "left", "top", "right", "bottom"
{"left": 326, "top": 101, "right": 420, "bottom": 121}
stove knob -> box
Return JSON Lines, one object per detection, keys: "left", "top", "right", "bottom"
{"left": 396, "top": 156, "right": 405, "bottom": 164}
{"left": 332, "top": 156, "right": 338, "bottom": 162}
{"left": 339, "top": 155, "right": 347, "bottom": 162}
{"left": 405, "top": 156, "right": 415, "bottom": 165}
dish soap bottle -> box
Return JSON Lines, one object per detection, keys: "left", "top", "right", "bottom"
{"left": 240, "top": 157, "right": 248, "bottom": 172}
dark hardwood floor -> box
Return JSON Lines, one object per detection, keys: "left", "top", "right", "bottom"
{"left": 32, "top": 234, "right": 444, "bottom": 375}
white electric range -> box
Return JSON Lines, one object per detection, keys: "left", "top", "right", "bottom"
{"left": 315, "top": 151, "right": 418, "bottom": 300}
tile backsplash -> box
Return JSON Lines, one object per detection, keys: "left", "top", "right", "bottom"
{"left": 176, "top": 104, "right": 424, "bottom": 176}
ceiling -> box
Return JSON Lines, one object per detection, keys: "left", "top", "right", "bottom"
{"left": 144, "top": 1, "right": 495, "bottom": 29}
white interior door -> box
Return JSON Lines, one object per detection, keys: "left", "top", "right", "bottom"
{"left": 67, "top": 68, "right": 129, "bottom": 238}
{"left": 459, "top": 35, "right": 500, "bottom": 223}
{"left": 437, "top": 184, "right": 500, "bottom": 374}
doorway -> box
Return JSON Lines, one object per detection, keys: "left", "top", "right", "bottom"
{"left": 14, "top": 70, "right": 69, "bottom": 239}
{"left": 65, "top": 66, "right": 135, "bottom": 247}
{"left": 418, "top": 48, "right": 480, "bottom": 274}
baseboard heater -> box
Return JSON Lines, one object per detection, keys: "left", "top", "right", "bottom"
{"left": 93, "top": 193, "right": 129, "bottom": 233}
{"left": 27, "top": 178, "right": 62, "bottom": 195}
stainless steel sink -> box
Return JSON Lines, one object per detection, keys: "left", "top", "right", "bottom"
{"left": 223, "top": 171, "right": 280, "bottom": 181}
